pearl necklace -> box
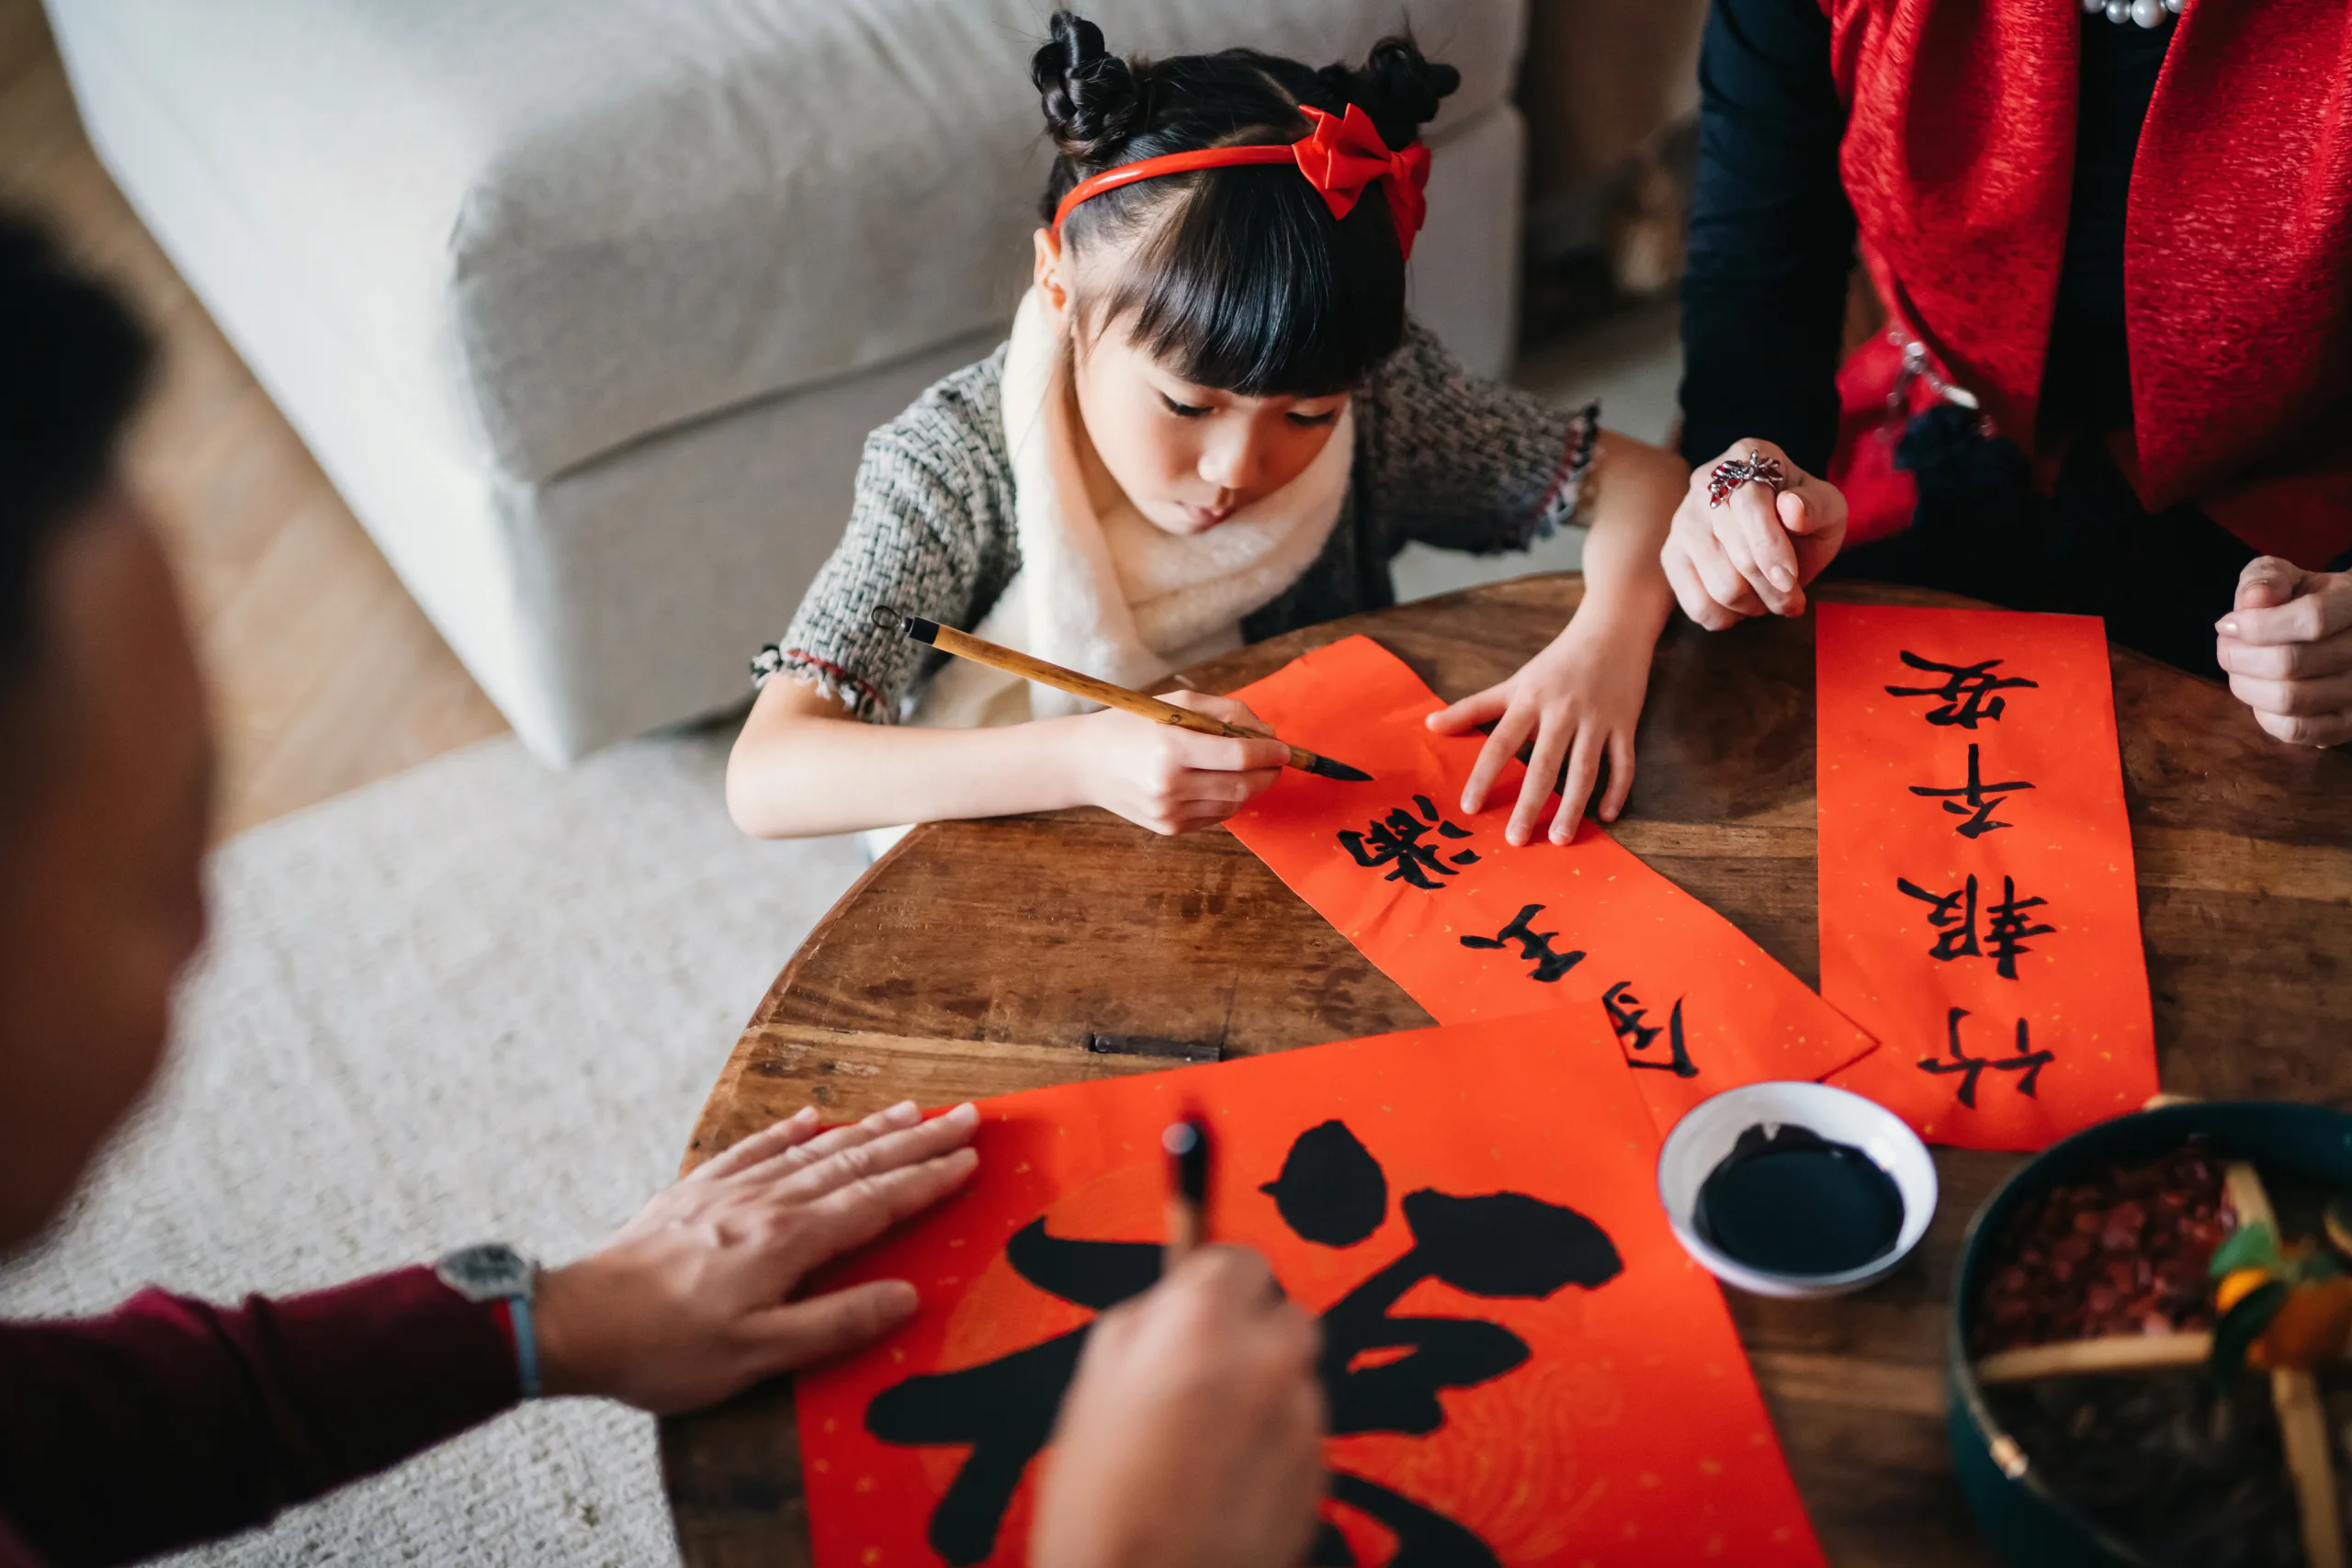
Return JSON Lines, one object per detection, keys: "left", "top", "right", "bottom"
{"left": 2085, "top": 0, "right": 2182, "bottom": 27}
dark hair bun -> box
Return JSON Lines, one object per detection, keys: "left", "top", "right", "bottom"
{"left": 1032, "top": 12, "right": 1142, "bottom": 164}
{"left": 1319, "top": 35, "right": 1461, "bottom": 151}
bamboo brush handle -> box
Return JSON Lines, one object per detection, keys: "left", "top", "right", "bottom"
{"left": 888, "top": 611, "right": 1316, "bottom": 770}
{"left": 929, "top": 625, "right": 1223, "bottom": 733}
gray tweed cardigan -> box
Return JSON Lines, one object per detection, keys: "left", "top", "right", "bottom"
{"left": 756, "top": 321, "right": 1598, "bottom": 722}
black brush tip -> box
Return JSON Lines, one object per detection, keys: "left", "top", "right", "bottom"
{"left": 1306, "top": 754, "right": 1373, "bottom": 783}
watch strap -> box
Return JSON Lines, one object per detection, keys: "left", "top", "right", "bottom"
{"left": 501, "top": 1294, "right": 543, "bottom": 1401}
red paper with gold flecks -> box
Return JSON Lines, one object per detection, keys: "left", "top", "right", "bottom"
{"left": 1815, "top": 603, "right": 2155, "bottom": 1150}
{"left": 793, "top": 1014, "right": 1826, "bottom": 1567}
{"left": 1218, "top": 635, "right": 1877, "bottom": 1134}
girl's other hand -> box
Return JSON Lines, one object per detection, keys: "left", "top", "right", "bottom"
{"left": 1660, "top": 437, "right": 1849, "bottom": 628}
{"left": 1426, "top": 619, "right": 1653, "bottom": 847}
{"left": 2215, "top": 558, "right": 2352, "bottom": 747}
{"left": 1063, "top": 690, "right": 1290, "bottom": 836}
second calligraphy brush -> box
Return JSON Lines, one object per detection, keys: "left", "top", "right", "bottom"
{"left": 871, "top": 605, "right": 1373, "bottom": 783}
{"left": 1162, "top": 1109, "right": 1213, "bottom": 1268}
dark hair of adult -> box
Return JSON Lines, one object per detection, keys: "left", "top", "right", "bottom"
{"left": 1032, "top": 13, "right": 1459, "bottom": 399}
{"left": 0, "top": 211, "right": 153, "bottom": 697}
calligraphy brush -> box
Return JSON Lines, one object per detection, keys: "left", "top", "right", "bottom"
{"left": 1162, "top": 1109, "right": 1213, "bottom": 1269}
{"left": 870, "top": 605, "right": 1373, "bottom": 783}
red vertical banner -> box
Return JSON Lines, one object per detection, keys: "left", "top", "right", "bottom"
{"left": 1814, "top": 604, "right": 2156, "bottom": 1150}
{"left": 1220, "top": 637, "right": 1877, "bottom": 1134}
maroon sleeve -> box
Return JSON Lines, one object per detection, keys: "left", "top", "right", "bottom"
{"left": 0, "top": 1266, "right": 520, "bottom": 1568}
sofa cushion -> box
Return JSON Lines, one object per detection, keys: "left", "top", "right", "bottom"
{"left": 60, "top": 0, "right": 1524, "bottom": 484}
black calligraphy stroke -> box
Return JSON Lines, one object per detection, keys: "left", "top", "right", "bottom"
{"left": 1915, "top": 1006, "right": 2054, "bottom": 1108}
{"left": 1459, "top": 902, "right": 1586, "bottom": 982}
{"left": 1907, "top": 742, "right": 2034, "bottom": 838}
{"left": 1339, "top": 795, "right": 1480, "bottom": 891}
{"left": 865, "top": 1120, "right": 1623, "bottom": 1567}
{"left": 1884, "top": 651, "right": 2039, "bottom": 728}
{"left": 1604, "top": 980, "right": 1698, "bottom": 1077}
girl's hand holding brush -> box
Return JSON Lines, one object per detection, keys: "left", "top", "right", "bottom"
{"left": 1051, "top": 691, "right": 1290, "bottom": 837}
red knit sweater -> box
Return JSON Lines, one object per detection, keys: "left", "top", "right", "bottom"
{"left": 0, "top": 1269, "right": 517, "bottom": 1567}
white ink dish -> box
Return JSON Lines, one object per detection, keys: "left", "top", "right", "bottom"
{"left": 1657, "top": 1081, "right": 1938, "bottom": 1299}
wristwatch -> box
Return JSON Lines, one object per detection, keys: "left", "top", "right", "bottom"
{"left": 435, "top": 1243, "right": 542, "bottom": 1399}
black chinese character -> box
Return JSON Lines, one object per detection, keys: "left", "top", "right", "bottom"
{"left": 1460, "top": 903, "right": 1585, "bottom": 982}
{"left": 1603, "top": 979, "right": 1697, "bottom": 1077}
{"left": 1895, "top": 874, "right": 1980, "bottom": 962}
{"left": 1916, "top": 1007, "right": 2053, "bottom": 1108}
{"left": 1895, "top": 874, "right": 2052, "bottom": 979}
{"left": 1906, "top": 742, "right": 2035, "bottom": 837}
{"left": 1339, "top": 794, "right": 1480, "bottom": 891}
{"left": 1885, "top": 652, "right": 2039, "bottom": 728}
{"left": 865, "top": 1120, "right": 1623, "bottom": 1567}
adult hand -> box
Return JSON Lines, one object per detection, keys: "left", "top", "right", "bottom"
{"left": 1031, "top": 1247, "right": 1326, "bottom": 1568}
{"left": 1426, "top": 617, "right": 1651, "bottom": 847}
{"left": 533, "top": 1100, "right": 979, "bottom": 1415}
{"left": 1660, "top": 438, "right": 1849, "bottom": 628}
{"left": 2215, "top": 557, "right": 2352, "bottom": 747}
{"left": 1065, "top": 690, "right": 1289, "bottom": 836}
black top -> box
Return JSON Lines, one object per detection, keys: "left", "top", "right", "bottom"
{"left": 1677, "top": 0, "right": 2172, "bottom": 470}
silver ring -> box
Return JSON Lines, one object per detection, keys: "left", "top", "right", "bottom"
{"left": 1707, "top": 450, "right": 1790, "bottom": 509}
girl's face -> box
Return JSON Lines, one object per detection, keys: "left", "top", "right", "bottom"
{"left": 1036, "top": 229, "right": 1348, "bottom": 536}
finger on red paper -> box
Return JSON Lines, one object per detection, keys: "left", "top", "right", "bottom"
{"left": 1428, "top": 684, "right": 1508, "bottom": 734}
{"left": 1510, "top": 715, "right": 1571, "bottom": 847}
{"left": 1461, "top": 705, "right": 1532, "bottom": 816}
{"left": 1550, "top": 729, "right": 1601, "bottom": 846}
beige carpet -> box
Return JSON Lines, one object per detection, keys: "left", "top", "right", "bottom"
{"left": 0, "top": 728, "right": 868, "bottom": 1567}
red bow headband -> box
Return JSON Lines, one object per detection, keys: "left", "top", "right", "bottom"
{"left": 1050, "top": 103, "right": 1432, "bottom": 261}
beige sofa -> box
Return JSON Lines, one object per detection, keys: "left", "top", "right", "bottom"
{"left": 47, "top": 0, "right": 1532, "bottom": 761}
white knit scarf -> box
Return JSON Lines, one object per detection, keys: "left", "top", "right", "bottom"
{"left": 910, "top": 288, "right": 1351, "bottom": 728}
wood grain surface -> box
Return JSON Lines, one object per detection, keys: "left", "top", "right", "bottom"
{"left": 662, "top": 575, "right": 2352, "bottom": 1568}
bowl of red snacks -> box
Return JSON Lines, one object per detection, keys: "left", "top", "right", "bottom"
{"left": 1949, "top": 1100, "right": 2352, "bottom": 1568}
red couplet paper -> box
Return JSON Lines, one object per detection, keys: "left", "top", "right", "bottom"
{"left": 1814, "top": 603, "right": 2155, "bottom": 1150}
{"left": 1218, "top": 636, "right": 1877, "bottom": 1132}
{"left": 795, "top": 1013, "right": 1826, "bottom": 1568}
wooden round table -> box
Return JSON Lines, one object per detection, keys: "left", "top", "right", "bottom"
{"left": 661, "top": 576, "right": 2352, "bottom": 1568}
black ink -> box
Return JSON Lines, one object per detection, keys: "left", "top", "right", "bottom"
{"left": 1694, "top": 1123, "right": 1904, "bottom": 1275}
{"left": 1260, "top": 1120, "right": 1387, "bottom": 1247}
{"left": 1984, "top": 879, "right": 2056, "bottom": 980}
{"left": 1886, "top": 651, "right": 2039, "bottom": 728}
{"left": 1319, "top": 1470, "right": 1504, "bottom": 1567}
{"left": 864, "top": 1222, "right": 1152, "bottom": 1563}
{"left": 1916, "top": 1007, "right": 2054, "bottom": 1109}
{"left": 1459, "top": 902, "right": 1586, "bottom": 982}
{"left": 1896, "top": 874, "right": 2052, "bottom": 979}
{"left": 867, "top": 1122, "right": 1623, "bottom": 1566}
{"left": 1906, "top": 742, "right": 2035, "bottom": 837}
{"left": 1604, "top": 980, "right": 1698, "bottom": 1077}
{"left": 1896, "top": 874, "right": 1980, "bottom": 961}
{"left": 1338, "top": 795, "right": 1479, "bottom": 891}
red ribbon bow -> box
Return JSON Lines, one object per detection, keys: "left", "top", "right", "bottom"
{"left": 1290, "top": 104, "right": 1431, "bottom": 259}
{"left": 1049, "top": 102, "right": 1433, "bottom": 261}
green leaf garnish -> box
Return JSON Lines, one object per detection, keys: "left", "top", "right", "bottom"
{"left": 2209, "top": 1220, "right": 2281, "bottom": 1280}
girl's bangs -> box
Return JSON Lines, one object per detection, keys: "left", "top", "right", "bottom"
{"left": 1091, "top": 170, "right": 1406, "bottom": 399}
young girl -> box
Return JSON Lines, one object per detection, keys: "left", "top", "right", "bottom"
{"left": 729, "top": 14, "right": 1686, "bottom": 852}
